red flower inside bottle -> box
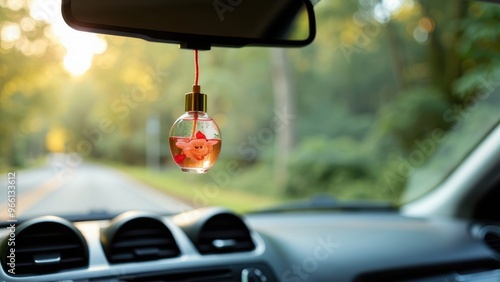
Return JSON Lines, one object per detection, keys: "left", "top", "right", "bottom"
{"left": 174, "top": 131, "right": 219, "bottom": 163}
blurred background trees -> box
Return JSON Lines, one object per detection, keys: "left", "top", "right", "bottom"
{"left": 1, "top": 0, "right": 500, "bottom": 203}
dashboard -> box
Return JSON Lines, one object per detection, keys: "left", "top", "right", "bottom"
{"left": 1, "top": 208, "right": 500, "bottom": 282}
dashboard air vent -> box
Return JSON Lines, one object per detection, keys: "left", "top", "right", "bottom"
{"left": 484, "top": 230, "right": 500, "bottom": 254}
{"left": 197, "top": 213, "right": 255, "bottom": 254}
{"left": 0, "top": 216, "right": 88, "bottom": 276}
{"left": 101, "top": 213, "right": 180, "bottom": 263}
{"left": 478, "top": 226, "right": 500, "bottom": 255}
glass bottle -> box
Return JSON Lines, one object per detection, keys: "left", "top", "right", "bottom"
{"left": 169, "top": 85, "right": 222, "bottom": 173}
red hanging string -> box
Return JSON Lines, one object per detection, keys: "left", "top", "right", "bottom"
{"left": 194, "top": 49, "right": 199, "bottom": 86}
{"left": 191, "top": 49, "right": 200, "bottom": 139}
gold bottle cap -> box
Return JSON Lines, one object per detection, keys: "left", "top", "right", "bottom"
{"left": 185, "top": 85, "right": 207, "bottom": 112}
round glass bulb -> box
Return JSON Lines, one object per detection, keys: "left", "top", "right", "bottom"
{"left": 169, "top": 111, "right": 222, "bottom": 174}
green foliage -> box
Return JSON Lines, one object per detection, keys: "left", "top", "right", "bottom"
{"left": 455, "top": 3, "right": 500, "bottom": 99}
{"left": 0, "top": 3, "right": 63, "bottom": 169}
{"left": 377, "top": 86, "right": 450, "bottom": 150}
{"left": 285, "top": 136, "right": 373, "bottom": 197}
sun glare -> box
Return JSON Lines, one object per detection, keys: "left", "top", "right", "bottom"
{"left": 63, "top": 50, "right": 93, "bottom": 76}
{"left": 30, "top": 0, "right": 107, "bottom": 76}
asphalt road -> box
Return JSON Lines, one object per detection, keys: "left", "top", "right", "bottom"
{"left": 0, "top": 156, "right": 192, "bottom": 221}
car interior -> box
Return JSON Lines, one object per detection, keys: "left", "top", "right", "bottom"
{"left": 1, "top": 0, "right": 500, "bottom": 281}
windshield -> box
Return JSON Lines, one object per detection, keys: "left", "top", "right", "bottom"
{"left": 1, "top": 0, "right": 500, "bottom": 220}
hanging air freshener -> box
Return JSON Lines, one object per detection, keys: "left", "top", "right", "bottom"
{"left": 169, "top": 51, "right": 222, "bottom": 173}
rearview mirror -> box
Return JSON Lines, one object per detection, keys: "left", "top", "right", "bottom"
{"left": 62, "top": 0, "right": 316, "bottom": 50}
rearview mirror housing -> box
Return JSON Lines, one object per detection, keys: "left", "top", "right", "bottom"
{"left": 61, "top": 0, "right": 316, "bottom": 50}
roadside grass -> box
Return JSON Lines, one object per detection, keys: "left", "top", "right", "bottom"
{"left": 107, "top": 163, "right": 283, "bottom": 213}
{"left": 0, "top": 157, "right": 47, "bottom": 174}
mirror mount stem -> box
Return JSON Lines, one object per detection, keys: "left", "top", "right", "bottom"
{"left": 180, "top": 42, "right": 211, "bottom": 51}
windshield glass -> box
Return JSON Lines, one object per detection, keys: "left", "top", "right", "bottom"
{"left": 1, "top": 0, "right": 500, "bottom": 219}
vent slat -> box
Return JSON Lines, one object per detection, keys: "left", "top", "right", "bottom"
{"left": 158, "top": 249, "right": 180, "bottom": 257}
{"left": 16, "top": 244, "right": 82, "bottom": 253}
{"left": 112, "top": 238, "right": 172, "bottom": 248}
{"left": 119, "top": 229, "right": 166, "bottom": 237}
{"left": 199, "top": 230, "right": 249, "bottom": 239}
{"left": 111, "top": 253, "right": 135, "bottom": 261}
{"left": 15, "top": 257, "right": 86, "bottom": 268}
{"left": 23, "top": 233, "right": 72, "bottom": 239}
